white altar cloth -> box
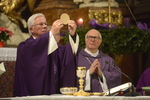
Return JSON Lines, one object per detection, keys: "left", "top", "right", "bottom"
{"left": 0, "top": 47, "right": 17, "bottom": 61}
{"left": 1, "top": 94, "right": 150, "bottom": 100}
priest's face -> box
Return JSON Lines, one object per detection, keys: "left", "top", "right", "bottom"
{"left": 85, "top": 29, "right": 102, "bottom": 53}
{"left": 30, "top": 16, "right": 48, "bottom": 38}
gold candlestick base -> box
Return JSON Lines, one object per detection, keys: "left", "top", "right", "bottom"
{"left": 73, "top": 90, "right": 90, "bottom": 96}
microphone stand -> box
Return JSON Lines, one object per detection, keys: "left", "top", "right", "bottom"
{"left": 105, "top": 61, "right": 141, "bottom": 96}
{"left": 107, "top": 89, "right": 111, "bottom": 96}
{"left": 109, "top": 89, "right": 111, "bottom": 96}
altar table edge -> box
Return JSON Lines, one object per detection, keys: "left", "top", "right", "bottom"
{"left": 0, "top": 95, "right": 150, "bottom": 100}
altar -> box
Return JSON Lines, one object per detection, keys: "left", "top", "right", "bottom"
{"left": 0, "top": 47, "right": 17, "bottom": 97}
{"left": 1, "top": 95, "right": 150, "bottom": 100}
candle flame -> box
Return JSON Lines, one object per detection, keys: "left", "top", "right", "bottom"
{"left": 78, "top": 18, "right": 83, "bottom": 22}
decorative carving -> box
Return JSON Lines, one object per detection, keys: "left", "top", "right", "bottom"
{"left": 89, "top": 9, "right": 123, "bottom": 25}
{"left": 73, "top": 0, "right": 119, "bottom": 8}
{"left": 0, "top": 0, "right": 36, "bottom": 28}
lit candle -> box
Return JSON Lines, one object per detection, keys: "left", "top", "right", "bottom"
{"left": 77, "top": 18, "right": 83, "bottom": 28}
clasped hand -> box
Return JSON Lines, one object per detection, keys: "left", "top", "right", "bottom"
{"left": 50, "top": 19, "right": 77, "bottom": 36}
{"left": 89, "top": 59, "right": 102, "bottom": 77}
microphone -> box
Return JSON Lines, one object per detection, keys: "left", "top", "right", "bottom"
{"left": 105, "top": 61, "right": 141, "bottom": 96}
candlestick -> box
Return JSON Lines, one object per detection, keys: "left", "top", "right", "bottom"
{"left": 108, "top": 0, "right": 111, "bottom": 24}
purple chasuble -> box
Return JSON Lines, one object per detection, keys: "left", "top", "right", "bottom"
{"left": 136, "top": 68, "right": 150, "bottom": 94}
{"left": 14, "top": 32, "right": 76, "bottom": 97}
{"left": 77, "top": 49, "right": 122, "bottom": 92}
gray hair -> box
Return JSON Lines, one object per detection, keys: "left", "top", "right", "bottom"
{"left": 27, "top": 13, "right": 46, "bottom": 35}
{"left": 85, "top": 29, "right": 102, "bottom": 40}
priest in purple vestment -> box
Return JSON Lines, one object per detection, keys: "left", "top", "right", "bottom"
{"left": 136, "top": 68, "right": 150, "bottom": 95}
{"left": 13, "top": 13, "right": 79, "bottom": 97}
{"left": 77, "top": 29, "right": 122, "bottom": 92}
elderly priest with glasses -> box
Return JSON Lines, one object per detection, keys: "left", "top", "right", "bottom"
{"left": 77, "top": 29, "right": 122, "bottom": 93}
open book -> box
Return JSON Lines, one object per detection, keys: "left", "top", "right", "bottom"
{"left": 105, "top": 82, "right": 132, "bottom": 96}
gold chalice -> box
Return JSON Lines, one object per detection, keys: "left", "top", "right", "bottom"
{"left": 73, "top": 67, "right": 90, "bottom": 96}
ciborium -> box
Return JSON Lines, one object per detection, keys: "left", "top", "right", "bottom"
{"left": 73, "top": 67, "right": 90, "bottom": 96}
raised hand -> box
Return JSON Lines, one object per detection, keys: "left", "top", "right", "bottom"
{"left": 68, "top": 20, "right": 77, "bottom": 36}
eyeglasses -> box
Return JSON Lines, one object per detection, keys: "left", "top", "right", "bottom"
{"left": 32, "top": 22, "right": 48, "bottom": 27}
{"left": 86, "top": 36, "right": 101, "bottom": 40}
